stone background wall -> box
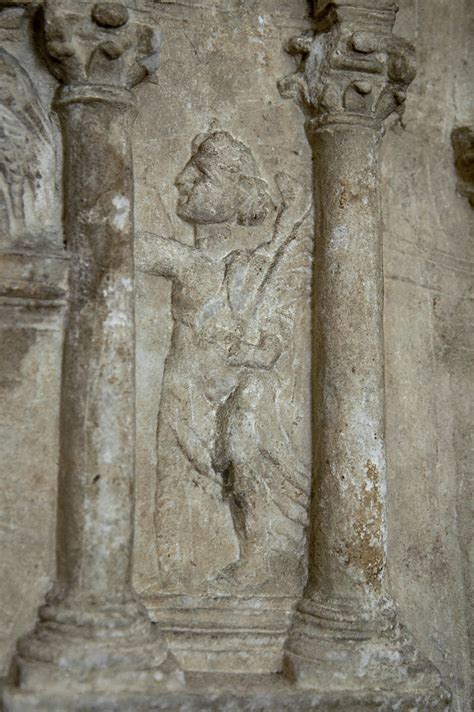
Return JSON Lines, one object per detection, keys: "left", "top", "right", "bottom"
{"left": 383, "top": 2, "right": 473, "bottom": 709}
{"left": 0, "top": 1, "right": 472, "bottom": 710}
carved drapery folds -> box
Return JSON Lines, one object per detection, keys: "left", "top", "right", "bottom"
{"left": 0, "top": 44, "right": 65, "bottom": 316}
{"left": 0, "top": 49, "right": 60, "bottom": 249}
{"left": 3, "top": 3, "right": 182, "bottom": 710}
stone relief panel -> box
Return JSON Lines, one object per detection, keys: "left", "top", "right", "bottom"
{"left": 0, "top": 48, "right": 59, "bottom": 249}
{"left": 137, "top": 128, "right": 313, "bottom": 599}
{"left": 0, "top": 18, "right": 65, "bottom": 677}
{"left": 0, "top": 0, "right": 471, "bottom": 710}
{"left": 130, "top": 4, "right": 315, "bottom": 673}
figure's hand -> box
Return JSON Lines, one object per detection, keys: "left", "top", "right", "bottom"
{"left": 227, "top": 332, "right": 283, "bottom": 369}
{"left": 275, "top": 172, "right": 309, "bottom": 220}
{"left": 227, "top": 334, "right": 243, "bottom": 361}
{"left": 258, "top": 332, "right": 283, "bottom": 367}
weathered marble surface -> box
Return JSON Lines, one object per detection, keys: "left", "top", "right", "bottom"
{"left": 131, "top": 0, "right": 315, "bottom": 677}
{"left": 134, "top": 127, "right": 313, "bottom": 674}
{"left": 131, "top": 5, "right": 315, "bottom": 617}
{"left": 0, "top": 0, "right": 472, "bottom": 710}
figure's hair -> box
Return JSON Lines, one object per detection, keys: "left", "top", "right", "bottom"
{"left": 235, "top": 175, "right": 273, "bottom": 226}
{"left": 194, "top": 130, "right": 272, "bottom": 226}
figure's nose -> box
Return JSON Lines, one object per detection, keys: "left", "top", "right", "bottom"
{"left": 175, "top": 161, "right": 199, "bottom": 191}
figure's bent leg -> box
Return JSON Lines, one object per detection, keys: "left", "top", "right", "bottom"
{"left": 155, "top": 376, "right": 240, "bottom": 591}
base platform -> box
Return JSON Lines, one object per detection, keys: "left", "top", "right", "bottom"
{"left": 3, "top": 671, "right": 451, "bottom": 711}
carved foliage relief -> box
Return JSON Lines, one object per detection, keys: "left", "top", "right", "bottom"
{"left": 0, "top": 49, "right": 59, "bottom": 249}
{"left": 137, "top": 130, "right": 313, "bottom": 597}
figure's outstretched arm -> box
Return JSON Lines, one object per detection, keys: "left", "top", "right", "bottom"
{"left": 135, "top": 231, "right": 199, "bottom": 282}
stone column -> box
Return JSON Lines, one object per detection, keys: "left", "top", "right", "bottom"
{"left": 4, "top": 3, "right": 182, "bottom": 709}
{"left": 280, "top": 0, "right": 446, "bottom": 694}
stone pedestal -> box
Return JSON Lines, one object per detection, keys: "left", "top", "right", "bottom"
{"left": 2, "top": 3, "right": 182, "bottom": 709}
{"left": 146, "top": 594, "right": 294, "bottom": 674}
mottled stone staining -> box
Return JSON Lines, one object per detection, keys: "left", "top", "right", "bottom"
{"left": 332, "top": 461, "right": 384, "bottom": 592}
{"left": 350, "top": 460, "right": 384, "bottom": 592}
{"left": 0, "top": 327, "right": 36, "bottom": 390}
{"left": 452, "top": 126, "right": 474, "bottom": 207}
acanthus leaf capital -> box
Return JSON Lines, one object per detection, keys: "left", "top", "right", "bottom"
{"left": 280, "top": 7, "right": 416, "bottom": 131}
{"left": 40, "top": 0, "right": 161, "bottom": 91}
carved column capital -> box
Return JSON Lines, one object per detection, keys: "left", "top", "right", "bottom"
{"left": 41, "top": 0, "right": 160, "bottom": 93}
{"left": 279, "top": 0, "right": 416, "bottom": 132}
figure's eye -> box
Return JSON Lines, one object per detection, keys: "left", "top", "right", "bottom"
{"left": 195, "top": 159, "right": 211, "bottom": 178}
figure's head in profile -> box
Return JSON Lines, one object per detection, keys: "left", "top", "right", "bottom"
{"left": 175, "top": 130, "right": 272, "bottom": 227}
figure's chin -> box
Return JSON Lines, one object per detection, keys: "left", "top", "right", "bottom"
{"left": 176, "top": 202, "right": 197, "bottom": 224}
{"left": 177, "top": 196, "right": 235, "bottom": 225}
{"left": 177, "top": 205, "right": 221, "bottom": 225}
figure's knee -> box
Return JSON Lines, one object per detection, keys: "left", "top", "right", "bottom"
{"left": 226, "top": 404, "right": 260, "bottom": 466}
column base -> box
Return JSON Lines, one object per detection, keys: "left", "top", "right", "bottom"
{"left": 283, "top": 594, "right": 447, "bottom": 696}
{"left": 2, "top": 597, "right": 450, "bottom": 711}
{"left": 2, "top": 602, "right": 185, "bottom": 712}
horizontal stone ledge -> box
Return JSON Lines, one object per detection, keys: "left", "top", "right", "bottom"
{"left": 0, "top": 250, "right": 69, "bottom": 307}
{"left": 3, "top": 671, "right": 451, "bottom": 712}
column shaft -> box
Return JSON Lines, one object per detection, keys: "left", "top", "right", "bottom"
{"left": 56, "top": 87, "right": 136, "bottom": 605}
{"left": 310, "top": 123, "right": 386, "bottom": 603}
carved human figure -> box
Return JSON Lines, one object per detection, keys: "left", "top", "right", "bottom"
{"left": 137, "top": 130, "right": 312, "bottom": 595}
